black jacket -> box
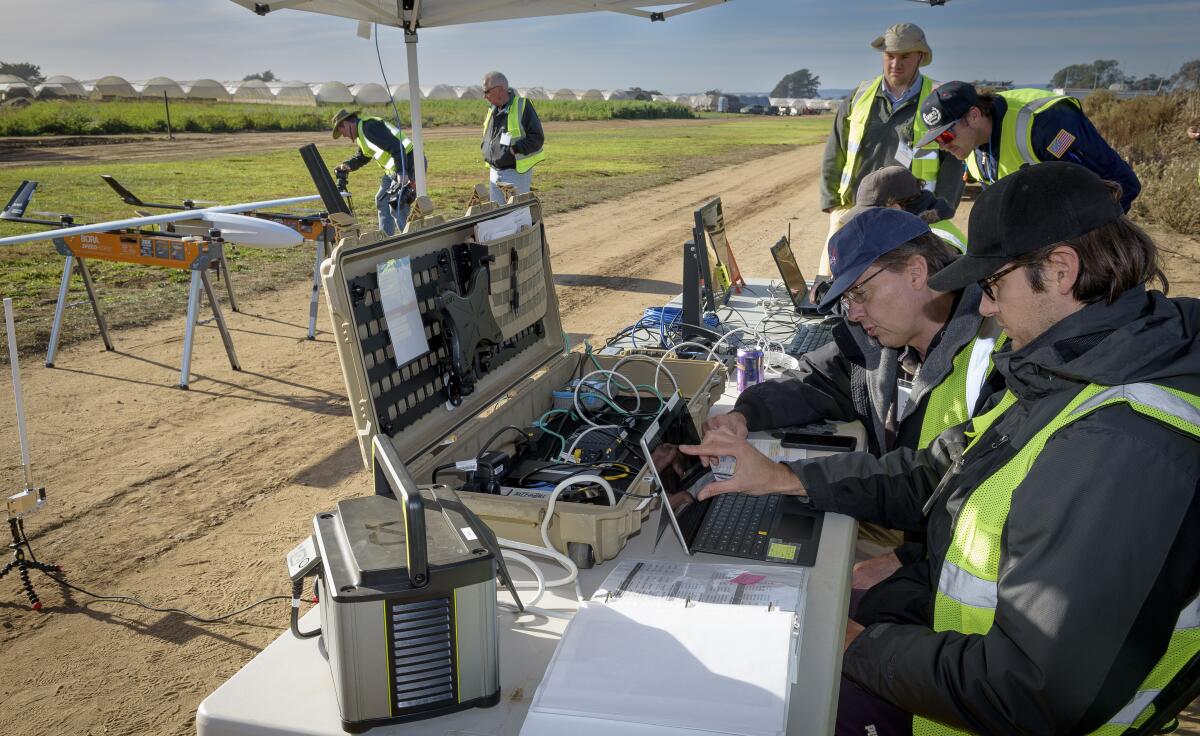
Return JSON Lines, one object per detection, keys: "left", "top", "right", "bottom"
{"left": 733, "top": 286, "right": 1005, "bottom": 457}
{"left": 481, "top": 90, "right": 544, "bottom": 171}
{"left": 798, "top": 287, "right": 1200, "bottom": 734}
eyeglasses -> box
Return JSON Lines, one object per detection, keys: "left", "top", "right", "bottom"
{"left": 978, "top": 262, "right": 1025, "bottom": 300}
{"left": 934, "top": 121, "right": 959, "bottom": 145}
{"left": 839, "top": 267, "right": 887, "bottom": 308}
{"left": 484, "top": 85, "right": 506, "bottom": 95}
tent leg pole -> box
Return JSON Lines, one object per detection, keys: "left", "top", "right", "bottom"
{"left": 405, "top": 29, "right": 427, "bottom": 197}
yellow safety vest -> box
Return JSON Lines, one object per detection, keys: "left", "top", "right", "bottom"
{"left": 916, "top": 326, "right": 1005, "bottom": 449}
{"left": 355, "top": 116, "right": 413, "bottom": 176}
{"left": 838, "top": 75, "right": 941, "bottom": 205}
{"left": 964, "top": 88, "right": 1080, "bottom": 185}
{"left": 913, "top": 383, "right": 1200, "bottom": 736}
{"left": 929, "top": 219, "right": 967, "bottom": 254}
{"left": 483, "top": 96, "right": 546, "bottom": 174}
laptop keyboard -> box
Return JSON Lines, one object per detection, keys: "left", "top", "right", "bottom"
{"left": 786, "top": 322, "right": 835, "bottom": 355}
{"left": 694, "top": 493, "right": 780, "bottom": 558}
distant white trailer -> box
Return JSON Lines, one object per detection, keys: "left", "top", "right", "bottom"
{"left": 351, "top": 82, "right": 392, "bottom": 105}
{"left": 186, "top": 78, "right": 232, "bottom": 102}
{"left": 36, "top": 74, "right": 86, "bottom": 99}
{"left": 89, "top": 75, "right": 138, "bottom": 100}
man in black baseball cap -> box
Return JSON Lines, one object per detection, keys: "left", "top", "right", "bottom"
{"left": 680, "top": 160, "right": 1200, "bottom": 736}
{"left": 915, "top": 80, "right": 1140, "bottom": 210}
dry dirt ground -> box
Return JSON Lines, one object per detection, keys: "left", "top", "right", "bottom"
{"left": 0, "top": 139, "right": 1197, "bottom": 735}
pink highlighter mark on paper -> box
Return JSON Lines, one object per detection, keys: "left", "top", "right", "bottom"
{"left": 730, "top": 573, "right": 766, "bottom": 585}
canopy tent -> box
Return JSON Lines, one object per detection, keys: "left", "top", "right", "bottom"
{"left": 0, "top": 75, "right": 34, "bottom": 101}
{"left": 550, "top": 87, "right": 578, "bottom": 101}
{"left": 228, "top": 0, "right": 729, "bottom": 196}
{"left": 315, "top": 81, "right": 354, "bottom": 104}
{"left": 423, "top": 83, "right": 457, "bottom": 99}
{"left": 518, "top": 86, "right": 549, "bottom": 100}
{"left": 455, "top": 84, "right": 484, "bottom": 100}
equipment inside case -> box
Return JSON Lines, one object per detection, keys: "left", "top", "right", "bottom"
{"left": 321, "top": 195, "right": 725, "bottom": 567}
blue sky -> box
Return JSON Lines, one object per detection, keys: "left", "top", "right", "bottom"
{"left": 7, "top": 0, "right": 1199, "bottom": 93}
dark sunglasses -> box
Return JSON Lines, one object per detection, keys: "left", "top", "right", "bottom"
{"left": 934, "top": 121, "right": 959, "bottom": 145}
{"left": 978, "top": 262, "right": 1024, "bottom": 300}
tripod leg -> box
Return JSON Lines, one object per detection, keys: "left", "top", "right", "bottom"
{"left": 15, "top": 554, "right": 41, "bottom": 610}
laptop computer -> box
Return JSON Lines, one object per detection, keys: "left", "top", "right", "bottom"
{"left": 770, "top": 236, "right": 823, "bottom": 316}
{"left": 639, "top": 394, "right": 825, "bottom": 566}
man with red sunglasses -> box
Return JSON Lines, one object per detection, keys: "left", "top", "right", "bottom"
{"left": 916, "top": 81, "right": 1140, "bottom": 211}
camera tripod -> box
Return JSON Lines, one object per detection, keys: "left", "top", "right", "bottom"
{"left": 1, "top": 512, "right": 60, "bottom": 610}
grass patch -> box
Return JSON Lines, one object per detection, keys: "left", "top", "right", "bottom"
{"left": 1084, "top": 91, "right": 1200, "bottom": 236}
{"left": 0, "top": 116, "right": 827, "bottom": 357}
{"left": 0, "top": 99, "right": 694, "bottom": 136}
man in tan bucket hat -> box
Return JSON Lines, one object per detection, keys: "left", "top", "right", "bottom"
{"left": 818, "top": 22, "right": 964, "bottom": 275}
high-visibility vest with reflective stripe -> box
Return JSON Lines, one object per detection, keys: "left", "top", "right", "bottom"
{"left": 913, "top": 382, "right": 1200, "bottom": 736}
{"left": 964, "top": 88, "right": 1080, "bottom": 185}
{"left": 838, "top": 75, "right": 941, "bottom": 205}
{"left": 915, "top": 325, "right": 1005, "bottom": 450}
{"left": 930, "top": 219, "right": 967, "bottom": 253}
{"left": 483, "top": 95, "right": 546, "bottom": 174}
{"left": 355, "top": 116, "right": 413, "bottom": 176}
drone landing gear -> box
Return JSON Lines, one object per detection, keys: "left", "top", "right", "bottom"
{"left": 1, "top": 517, "right": 60, "bottom": 611}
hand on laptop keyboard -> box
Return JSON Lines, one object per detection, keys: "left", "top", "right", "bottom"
{"left": 678, "top": 429, "right": 808, "bottom": 501}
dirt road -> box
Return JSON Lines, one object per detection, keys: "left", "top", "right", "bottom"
{"left": 1, "top": 139, "right": 1196, "bottom": 735}
{"left": 0, "top": 144, "right": 829, "bottom": 736}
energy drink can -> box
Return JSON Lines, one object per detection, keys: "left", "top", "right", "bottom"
{"left": 736, "top": 347, "right": 764, "bottom": 392}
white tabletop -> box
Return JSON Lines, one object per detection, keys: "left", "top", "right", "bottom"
{"left": 197, "top": 382, "right": 857, "bottom": 736}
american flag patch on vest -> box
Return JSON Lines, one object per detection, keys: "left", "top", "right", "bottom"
{"left": 1046, "top": 129, "right": 1076, "bottom": 159}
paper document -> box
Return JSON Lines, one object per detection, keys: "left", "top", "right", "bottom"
{"left": 594, "top": 558, "right": 807, "bottom": 613}
{"left": 526, "top": 603, "right": 793, "bottom": 736}
{"left": 375, "top": 256, "right": 431, "bottom": 369}
{"left": 473, "top": 206, "right": 533, "bottom": 243}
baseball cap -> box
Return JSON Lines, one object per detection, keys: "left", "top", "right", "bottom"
{"left": 330, "top": 108, "right": 360, "bottom": 139}
{"left": 870, "top": 23, "right": 933, "bottom": 67}
{"left": 818, "top": 207, "right": 932, "bottom": 312}
{"left": 914, "top": 81, "right": 978, "bottom": 148}
{"left": 855, "top": 165, "right": 938, "bottom": 214}
{"left": 927, "top": 162, "right": 1124, "bottom": 292}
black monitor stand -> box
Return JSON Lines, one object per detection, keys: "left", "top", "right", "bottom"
{"left": 681, "top": 239, "right": 721, "bottom": 343}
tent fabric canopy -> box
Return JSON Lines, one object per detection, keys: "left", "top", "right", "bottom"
{"left": 228, "top": 1, "right": 726, "bottom": 30}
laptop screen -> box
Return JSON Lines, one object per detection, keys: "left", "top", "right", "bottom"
{"left": 770, "top": 237, "right": 810, "bottom": 310}
{"left": 640, "top": 395, "right": 713, "bottom": 542}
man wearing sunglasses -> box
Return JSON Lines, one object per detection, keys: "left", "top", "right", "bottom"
{"left": 818, "top": 23, "right": 965, "bottom": 275}
{"left": 708, "top": 207, "right": 1006, "bottom": 576}
{"left": 481, "top": 71, "right": 546, "bottom": 204}
{"left": 916, "top": 80, "right": 1141, "bottom": 211}
{"left": 683, "top": 162, "right": 1199, "bottom": 735}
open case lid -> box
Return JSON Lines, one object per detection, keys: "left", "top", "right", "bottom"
{"left": 321, "top": 196, "right": 564, "bottom": 468}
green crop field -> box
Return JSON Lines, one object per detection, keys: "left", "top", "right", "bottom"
{"left": 0, "top": 98, "right": 694, "bottom": 136}
{"left": 0, "top": 116, "right": 829, "bottom": 356}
